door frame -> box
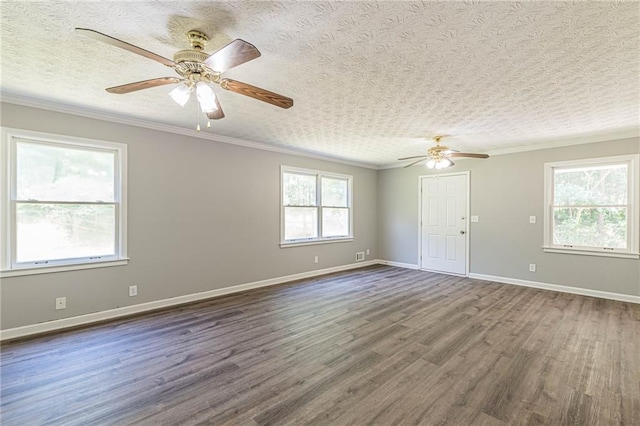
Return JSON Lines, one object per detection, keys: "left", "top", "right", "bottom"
{"left": 418, "top": 171, "right": 470, "bottom": 276}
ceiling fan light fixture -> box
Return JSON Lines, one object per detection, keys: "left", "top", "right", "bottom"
{"left": 196, "top": 82, "right": 218, "bottom": 113}
{"left": 169, "top": 84, "right": 193, "bottom": 107}
{"left": 435, "top": 158, "right": 453, "bottom": 169}
{"left": 425, "top": 157, "right": 453, "bottom": 169}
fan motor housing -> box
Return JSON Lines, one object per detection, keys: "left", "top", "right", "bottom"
{"left": 173, "top": 49, "right": 209, "bottom": 64}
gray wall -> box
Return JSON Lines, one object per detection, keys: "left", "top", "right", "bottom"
{"left": 1, "top": 102, "right": 638, "bottom": 331}
{"left": 0, "top": 103, "right": 378, "bottom": 329}
{"left": 378, "top": 137, "right": 640, "bottom": 297}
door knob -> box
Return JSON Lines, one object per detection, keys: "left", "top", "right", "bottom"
{"left": 460, "top": 230, "right": 465, "bottom": 235}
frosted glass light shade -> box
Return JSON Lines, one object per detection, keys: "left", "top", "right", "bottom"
{"left": 435, "top": 158, "right": 453, "bottom": 169}
{"left": 427, "top": 158, "right": 453, "bottom": 169}
{"left": 196, "top": 82, "right": 218, "bottom": 112}
{"left": 168, "top": 84, "right": 192, "bottom": 107}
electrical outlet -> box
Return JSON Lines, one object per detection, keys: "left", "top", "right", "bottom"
{"left": 55, "top": 297, "right": 66, "bottom": 310}
{"left": 129, "top": 285, "right": 138, "bottom": 297}
{"left": 314, "top": 256, "right": 318, "bottom": 264}
{"left": 356, "top": 252, "right": 365, "bottom": 262}
{"left": 529, "top": 263, "right": 536, "bottom": 272}
{"left": 471, "top": 216, "right": 479, "bottom": 223}
{"left": 529, "top": 216, "right": 537, "bottom": 224}
{"left": 366, "top": 249, "right": 370, "bottom": 255}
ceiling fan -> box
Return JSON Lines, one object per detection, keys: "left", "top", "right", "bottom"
{"left": 75, "top": 28, "right": 293, "bottom": 129}
{"left": 398, "top": 135, "right": 489, "bottom": 169}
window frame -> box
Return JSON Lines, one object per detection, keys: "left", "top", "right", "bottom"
{"left": 1, "top": 128, "right": 128, "bottom": 277}
{"left": 543, "top": 154, "right": 639, "bottom": 259}
{"left": 280, "top": 166, "right": 353, "bottom": 247}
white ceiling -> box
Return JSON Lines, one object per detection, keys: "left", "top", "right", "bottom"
{"left": 1, "top": 1, "right": 638, "bottom": 168}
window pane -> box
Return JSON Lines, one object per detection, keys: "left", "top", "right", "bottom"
{"left": 17, "top": 141, "right": 115, "bottom": 202}
{"left": 322, "top": 208, "right": 349, "bottom": 237}
{"left": 554, "top": 164, "right": 628, "bottom": 206}
{"left": 553, "top": 207, "right": 627, "bottom": 249}
{"left": 283, "top": 173, "right": 316, "bottom": 206}
{"left": 321, "top": 177, "right": 348, "bottom": 207}
{"left": 16, "top": 203, "right": 116, "bottom": 262}
{"left": 284, "top": 207, "right": 318, "bottom": 240}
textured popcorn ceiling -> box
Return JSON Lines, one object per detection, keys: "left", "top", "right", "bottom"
{"left": 1, "top": 1, "right": 638, "bottom": 167}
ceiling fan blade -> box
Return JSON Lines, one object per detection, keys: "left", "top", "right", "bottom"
{"left": 203, "top": 39, "right": 261, "bottom": 73}
{"left": 448, "top": 153, "right": 490, "bottom": 159}
{"left": 75, "top": 28, "right": 176, "bottom": 67}
{"left": 404, "top": 158, "right": 427, "bottom": 168}
{"left": 398, "top": 155, "right": 429, "bottom": 160}
{"left": 220, "top": 78, "right": 293, "bottom": 109}
{"left": 206, "top": 96, "right": 225, "bottom": 119}
{"left": 106, "top": 77, "right": 181, "bottom": 94}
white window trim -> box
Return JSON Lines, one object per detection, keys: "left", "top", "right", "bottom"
{"left": 0, "top": 127, "right": 129, "bottom": 277}
{"left": 543, "top": 154, "right": 639, "bottom": 259}
{"left": 280, "top": 165, "right": 353, "bottom": 247}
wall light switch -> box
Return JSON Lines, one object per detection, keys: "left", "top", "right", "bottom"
{"left": 529, "top": 216, "right": 536, "bottom": 224}
{"left": 471, "top": 216, "right": 479, "bottom": 223}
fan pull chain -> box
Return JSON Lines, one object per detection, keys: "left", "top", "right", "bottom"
{"left": 195, "top": 100, "right": 201, "bottom": 132}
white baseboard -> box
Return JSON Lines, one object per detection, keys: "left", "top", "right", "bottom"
{"left": 376, "top": 259, "right": 419, "bottom": 269}
{"left": 4, "top": 261, "right": 636, "bottom": 341}
{"left": 468, "top": 273, "right": 640, "bottom": 304}
{"left": 0, "top": 260, "right": 377, "bottom": 341}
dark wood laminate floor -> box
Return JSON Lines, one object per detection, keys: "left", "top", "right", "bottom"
{"left": 1, "top": 265, "right": 639, "bottom": 425}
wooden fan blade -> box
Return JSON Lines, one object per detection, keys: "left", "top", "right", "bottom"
{"left": 404, "top": 158, "right": 427, "bottom": 168}
{"left": 206, "top": 97, "right": 225, "bottom": 120}
{"left": 448, "top": 153, "right": 490, "bottom": 159}
{"left": 203, "top": 39, "right": 261, "bottom": 73}
{"left": 220, "top": 78, "right": 293, "bottom": 109}
{"left": 106, "top": 77, "right": 181, "bottom": 94}
{"left": 75, "top": 28, "right": 176, "bottom": 67}
{"left": 398, "top": 155, "right": 429, "bottom": 160}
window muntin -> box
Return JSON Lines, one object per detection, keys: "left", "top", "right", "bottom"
{"left": 281, "top": 167, "right": 353, "bottom": 245}
{"left": 544, "top": 155, "right": 639, "bottom": 258}
{"left": 2, "top": 129, "right": 128, "bottom": 273}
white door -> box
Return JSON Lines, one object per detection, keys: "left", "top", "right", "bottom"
{"left": 420, "top": 173, "right": 468, "bottom": 275}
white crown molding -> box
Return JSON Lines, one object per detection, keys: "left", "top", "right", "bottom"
{"left": 2, "top": 94, "right": 637, "bottom": 172}
{"left": 377, "top": 127, "right": 640, "bottom": 169}
{"left": 0, "top": 93, "right": 379, "bottom": 170}
{"left": 485, "top": 127, "right": 640, "bottom": 156}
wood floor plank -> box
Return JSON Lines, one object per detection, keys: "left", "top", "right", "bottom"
{"left": 1, "top": 265, "right": 638, "bottom": 425}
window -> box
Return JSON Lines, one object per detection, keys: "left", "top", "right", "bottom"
{"left": 1, "top": 128, "right": 128, "bottom": 276}
{"left": 281, "top": 166, "right": 353, "bottom": 246}
{"left": 543, "top": 154, "right": 639, "bottom": 259}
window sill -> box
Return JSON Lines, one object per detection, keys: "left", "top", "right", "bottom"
{"left": 1, "top": 258, "right": 130, "bottom": 278}
{"left": 542, "top": 247, "right": 639, "bottom": 259}
{"left": 280, "top": 238, "right": 354, "bottom": 248}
